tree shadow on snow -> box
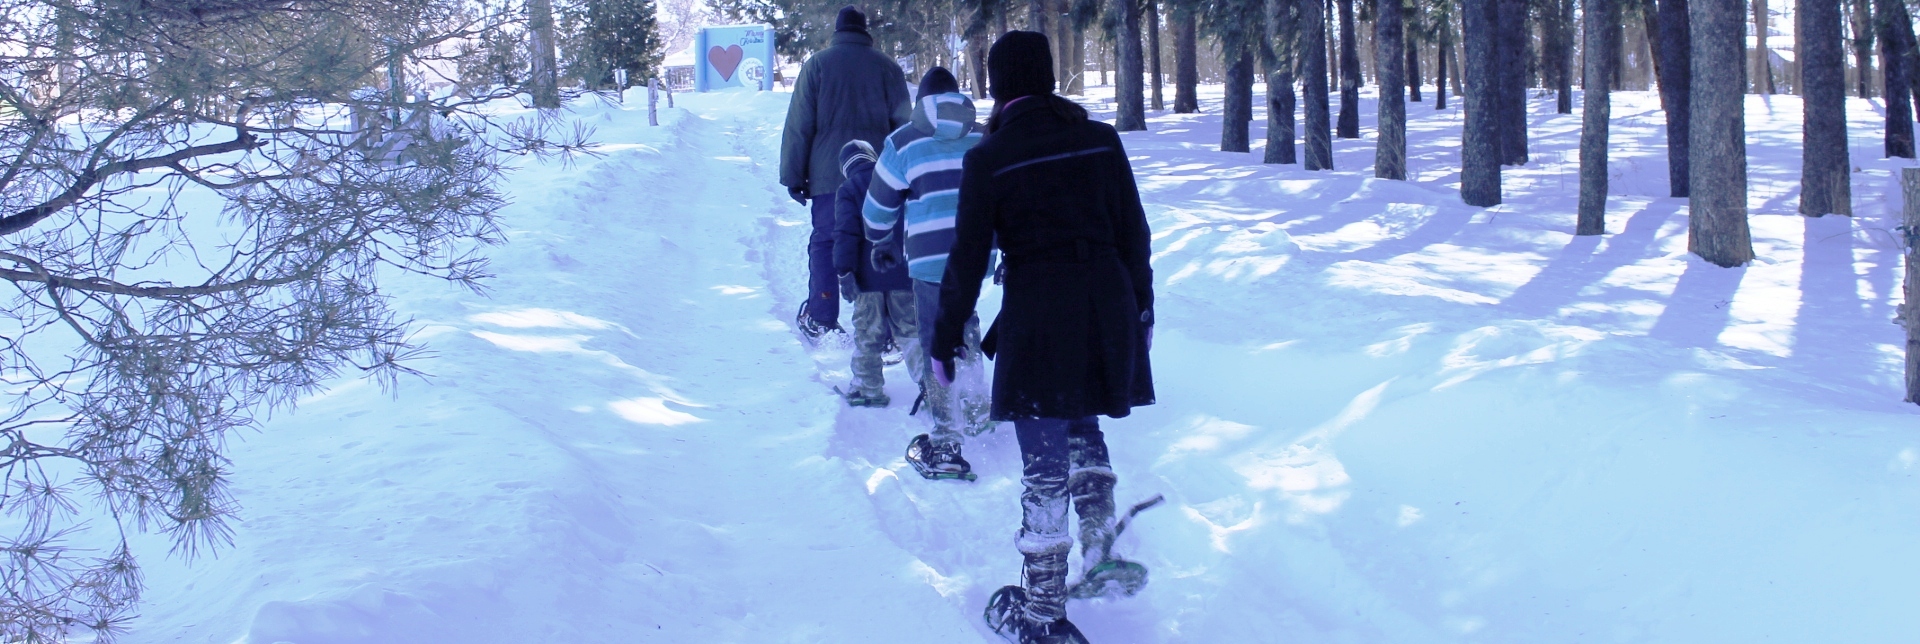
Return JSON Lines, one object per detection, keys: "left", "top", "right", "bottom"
{"left": 1646, "top": 257, "right": 1748, "bottom": 349}
{"left": 1499, "top": 201, "right": 1675, "bottom": 318}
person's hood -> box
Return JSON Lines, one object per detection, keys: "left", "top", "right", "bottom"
{"left": 911, "top": 92, "right": 978, "bottom": 141}
{"left": 843, "top": 155, "right": 874, "bottom": 186}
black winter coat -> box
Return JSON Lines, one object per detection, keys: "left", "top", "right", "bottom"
{"left": 779, "top": 32, "right": 910, "bottom": 197}
{"left": 933, "top": 95, "right": 1156, "bottom": 421}
{"left": 833, "top": 159, "right": 910, "bottom": 292}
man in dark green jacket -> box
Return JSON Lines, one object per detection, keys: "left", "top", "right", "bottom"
{"left": 779, "top": 5, "right": 910, "bottom": 338}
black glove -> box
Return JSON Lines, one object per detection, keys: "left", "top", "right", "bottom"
{"left": 871, "top": 240, "right": 903, "bottom": 273}
{"left": 788, "top": 185, "right": 809, "bottom": 205}
{"left": 839, "top": 272, "right": 858, "bottom": 302}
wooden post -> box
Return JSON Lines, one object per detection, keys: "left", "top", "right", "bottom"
{"left": 648, "top": 78, "right": 660, "bottom": 126}
{"left": 1903, "top": 167, "right": 1920, "bottom": 402}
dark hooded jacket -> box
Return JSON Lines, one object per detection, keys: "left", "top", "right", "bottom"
{"left": 833, "top": 147, "right": 911, "bottom": 292}
{"left": 778, "top": 31, "right": 911, "bottom": 197}
{"left": 932, "top": 95, "right": 1156, "bottom": 421}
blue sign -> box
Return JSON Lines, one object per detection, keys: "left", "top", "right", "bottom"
{"left": 694, "top": 25, "right": 775, "bottom": 92}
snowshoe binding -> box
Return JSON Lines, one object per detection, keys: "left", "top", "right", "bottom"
{"left": 1068, "top": 495, "right": 1165, "bottom": 600}
{"left": 1068, "top": 559, "right": 1149, "bottom": 600}
{"left": 833, "top": 386, "right": 889, "bottom": 408}
{"left": 882, "top": 338, "right": 905, "bottom": 366}
{"left": 985, "top": 585, "right": 1091, "bottom": 644}
{"left": 905, "top": 433, "right": 975, "bottom": 481}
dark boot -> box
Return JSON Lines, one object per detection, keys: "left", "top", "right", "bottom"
{"left": 905, "top": 433, "right": 974, "bottom": 481}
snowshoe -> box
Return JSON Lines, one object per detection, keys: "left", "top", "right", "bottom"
{"left": 905, "top": 433, "right": 975, "bottom": 481}
{"left": 1068, "top": 558, "right": 1148, "bottom": 599}
{"left": 1068, "top": 495, "right": 1164, "bottom": 600}
{"left": 795, "top": 302, "right": 842, "bottom": 341}
{"left": 882, "top": 338, "right": 905, "bottom": 366}
{"left": 984, "top": 585, "right": 1091, "bottom": 644}
{"left": 833, "top": 386, "right": 889, "bottom": 408}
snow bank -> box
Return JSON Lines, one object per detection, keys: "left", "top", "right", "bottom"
{"left": 126, "top": 84, "right": 1920, "bottom": 643}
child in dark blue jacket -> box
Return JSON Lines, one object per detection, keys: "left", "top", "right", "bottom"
{"left": 833, "top": 139, "right": 920, "bottom": 407}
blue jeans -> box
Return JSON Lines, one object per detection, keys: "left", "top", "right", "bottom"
{"left": 1012, "top": 415, "right": 1114, "bottom": 622}
{"left": 807, "top": 196, "right": 839, "bottom": 326}
{"left": 913, "top": 279, "right": 980, "bottom": 446}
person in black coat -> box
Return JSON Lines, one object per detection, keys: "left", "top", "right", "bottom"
{"left": 778, "top": 6, "right": 911, "bottom": 338}
{"left": 929, "top": 31, "right": 1156, "bottom": 644}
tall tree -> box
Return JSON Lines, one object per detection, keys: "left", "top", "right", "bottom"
{"left": 1753, "top": 0, "right": 1775, "bottom": 93}
{"left": 1119, "top": 0, "right": 1150, "bottom": 129}
{"left": 1553, "top": 0, "right": 1576, "bottom": 112}
{"left": 1877, "top": 0, "right": 1915, "bottom": 157}
{"left": 1207, "top": 0, "right": 1267, "bottom": 150}
{"left": 1305, "top": 0, "right": 1337, "bottom": 167}
{"left": 1652, "top": 0, "right": 1692, "bottom": 196}
{"left": 1407, "top": 0, "right": 1424, "bottom": 103}
{"left": 1801, "top": 0, "right": 1853, "bottom": 215}
{"left": 1223, "top": 51, "right": 1257, "bottom": 149}
{"left": 1175, "top": 4, "right": 1201, "bottom": 111}
{"left": 1338, "top": 0, "right": 1362, "bottom": 136}
{"left": 1151, "top": 0, "right": 1167, "bottom": 109}
{"left": 1462, "top": 0, "right": 1502, "bottom": 204}
{"left": 1690, "top": 0, "right": 1755, "bottom": 266}
{"left": 1851, "top": 0, "right": 1874, "bottom": 97}
{"left": 1269, "top": 0, "right": 1301, "bottom": 163}
{"left": 531, "top": 0, "right": 562, "bottom": 107}
{"left": 1494, "top": 0, "right": 1528, "bottom": 163}
{"left": 1579, "top": 0, "right": 1617, "bottom": 235}
{"left": 1434, "top": 0, "right": 1454, "bottom": 109}
{"left": 1377, "top": 0, "right": 1408, "bottom": 177}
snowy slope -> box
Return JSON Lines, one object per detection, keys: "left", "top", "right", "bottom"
{"left": 125, "top": 84, "right": 1920, "bottom": 643}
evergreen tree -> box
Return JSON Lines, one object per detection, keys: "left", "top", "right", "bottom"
{"left": 1579, "top": 0, "right": 1617, "bottom": 234}
{"left": 1376, "top": 0, "right": 1407, "bottom": 178}
{"left": 1303, "top": 0, "right": 1335, "bottom": 168}
{"left": 0, "top": 0, "right": 589, "bottom": 639}
{"left": 564, "top": 0, "right": 667, "bottom": 89}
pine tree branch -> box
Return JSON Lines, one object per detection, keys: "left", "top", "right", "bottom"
{"left": 0, "top": 133, "right": 261, "bottom": 237}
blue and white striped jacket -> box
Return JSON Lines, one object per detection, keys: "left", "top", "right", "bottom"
{"left": 862, "top": 92, "right": 983, "bottom": 283}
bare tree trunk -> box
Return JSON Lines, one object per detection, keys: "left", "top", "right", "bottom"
{"left": 1337, "top": 0, "right": 1362, "bottom": 137}
{"left": 1071, "top": 24, "right": 1088, "bottom": 94}
{"left": 529, "top": 0, "right": 561, "bottom": 108}
{"left": 1118, "top": 0, "right": 1149, "bottom": 130}
{"left": 1653, "top": 0, "right": 1693, "bottom": 196}
{"left": 1853, "top": 0, "right": 1875, "bottom": 96}
{"left": 1304, "top": 0, "right": 1335, "bottom": 168}
{"left": 1031, "top": 0, "right": 1050, "bottom": 34}
{"left": 1879, "top": 0, "right": 1916, "bottom": 156}
{"left": 1269, "top": 0, "right": 1300, "bottom": 163}
{"left": 1690, "top": 0, "right": 1756, "bottom": 266}
{"left": 1437, "top": 24, "right": 1451, "bottom": 109}
{"left": 1463, "top": 0, "right": 1503, "bottom": 204}
{"left": 1754, "top": 0, "right": 1775, "bottom": 93}
{"left": 1496, "top": 0, "right": 1529, "bottom": 163}
{"left": 1450, "top": 34, "right": 1465, "bottom": 96}
{"left": 1223, "top": 50, "right": 1255, "bottom": 150}
{"left": 1175, "top": 8, "right": 1200, "bottom": 112}
{"left": 1557, "top": 0, "right": 1577, "bottom": 112}
{"left": 971, "top": 33, "right": 990, "bottom": 99}
{"left": 1580, "top": 0, "right": 1617, "bottom": 235}
{"left": 1377, "top": 0, "right": 1407, "bottom": 178}
{"left": 1151, "top": 0, "right": 1165, "bottom": 110}
{"left": 1407, "top": 2, "right": 1424, "bottom": 104}
{"left": 1801, "top": 0, "right": 1853, "bottom": 215}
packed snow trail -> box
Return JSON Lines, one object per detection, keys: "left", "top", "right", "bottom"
{"left": 124, "top": 87, "right": 1920, "bottom": 642}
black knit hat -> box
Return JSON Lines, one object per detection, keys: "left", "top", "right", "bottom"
{"left": 988, "top": 31, "right": 1054, "bottom": 102}
{"left": 917, "top": 67, "right": 959, "bottom": 98}
{"left": 835, "top": 6, "right": 867, "bottom": 33}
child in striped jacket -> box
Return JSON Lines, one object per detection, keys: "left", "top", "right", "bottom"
{"left": 863, "top": 67, "right": 989, "bottom": 481}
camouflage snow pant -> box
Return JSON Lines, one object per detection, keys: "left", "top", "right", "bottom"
{"left": 913, "top": 279, "right": 983, "bottom": 449}
{"left": 849, "top": 289, "right": 921, "bottom": 396}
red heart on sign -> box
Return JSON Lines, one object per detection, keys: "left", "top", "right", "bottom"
{"left": 708, "top": 45, "right": 745, "bottom": 82}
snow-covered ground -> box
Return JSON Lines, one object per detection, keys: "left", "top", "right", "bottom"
{"left": 125, "top": 82, "right": 1920, "bottom": 643}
